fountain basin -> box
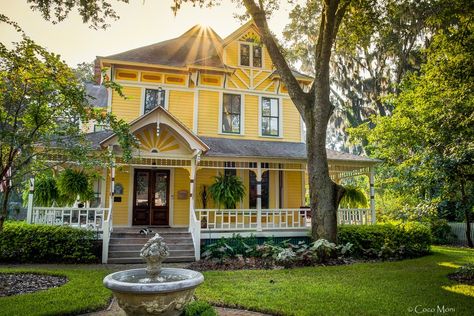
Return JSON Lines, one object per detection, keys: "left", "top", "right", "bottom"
{"left": 103, "top": 268, "right": 204, "bottom": 316}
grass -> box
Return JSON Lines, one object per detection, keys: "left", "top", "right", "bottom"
{"left": 0, "top": 267, "right": 111, "bottom": 316}
{"left": 0, "top": 246, "right": 472, "bottom": 316}
{"left": 196, "top": 246, "right": 474, "bottom": 316}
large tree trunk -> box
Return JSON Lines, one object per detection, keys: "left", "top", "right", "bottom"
{"left": 461, "top": 180, "right": 473, "bottom": 248}
{"left": 0, "top": 185, "right": 11, "bottom": 231}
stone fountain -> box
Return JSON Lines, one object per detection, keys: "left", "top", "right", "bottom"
{"left": 103, "top": 234, "right": 204, "bottom": 316}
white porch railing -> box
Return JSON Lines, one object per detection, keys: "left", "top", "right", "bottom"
{"left": 101, "top": 207, "right": 113, "bottom": 263}
{"left": 338, "top": 208, "right": 372, "bottom": 225}
{"left": 189, "top": 209, "right": 201, "bottom": 261}
{"left": 31, "top": 207, "right": 110, "bottom": 230}
{"left": 195, "top": 208, "right": 372, "bottom": 231}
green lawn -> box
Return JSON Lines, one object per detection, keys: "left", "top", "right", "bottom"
{"left": 196, "top": 246, "right": 474, "bottom": 316}
{"left": 0, "top": 247, "right": 472, "bottom": 316}
{"left": 0, "top": 267, "right": 111, "bottom": 316}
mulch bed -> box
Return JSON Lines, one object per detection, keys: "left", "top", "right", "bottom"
{"left": 0, "top": 273, "right": 67, "bottom": 297}
{"left": 448, "top": 272, "right": 474, "bottom": 285}
{"left": 187, "top": 257, "right": 358, "bottom": 271}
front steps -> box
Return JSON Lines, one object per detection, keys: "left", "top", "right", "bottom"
{"left": 107, "top": 227, "right": 195, "bottom": 264}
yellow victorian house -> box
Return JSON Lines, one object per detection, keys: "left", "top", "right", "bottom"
{"left": 28, "top": 21, "right": 378, "bottom": 263}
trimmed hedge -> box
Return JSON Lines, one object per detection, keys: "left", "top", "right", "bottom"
{"left": 337, "top": 222, "right": 432, "bottom": 259}
{"left": 0, "top": 221, "right": 100, "bottom": 263}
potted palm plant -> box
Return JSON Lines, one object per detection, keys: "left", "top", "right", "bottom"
{"left": 208, "top": 173, "right": 245, "bottom": 209}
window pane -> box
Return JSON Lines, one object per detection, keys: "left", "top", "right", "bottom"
{"left": 253, "top": 46, "right": 262, "bottom": 67}
{"left": 231, "top": 115, "right": 240, "bottom": 133}
{"left": 135, "top": 172, "right": 149, "bottom": 207}
{"left": 154, "top": 173, "right": 168, "bottom": 207}
{"left": 262, "top": 117, "right": 270, "bottom": 135}
{"left": 144, "top": 89, "right": 165, "bottom": 114}
{"left": 231, "top": 95, "right": 241, "bottom": 114}
{"left": 223, "top": 95, "right": 232, "bottom": 114}
{"left": 262, "top": 99, "right": 271, "bottom": 116}
{"left": 270, "top": 118, "right": 279, "bottom": 135}
{"left": 240, "top": 44, "right": 250, "bottom": 66}
{"left": 222, "top": 114, "right": 232, "bottom": 132}
{"left": 270, "top": 99, "right": 279, "bottom": 116}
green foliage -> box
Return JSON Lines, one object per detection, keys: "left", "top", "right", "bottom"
{"left": 337, "top": 223, "right": 432, "bottom": 259}
{"left": 0, "top": 221, "right": 99, "bottom": 263}
{"left": 208, "top": 173, "right": 245, "bottom": 209}
{"left": 57, "top": 168, "right": 95, "bottom": 204}
{"left": 429, "top": 219, "right": 457, "bottom": 245}
{"left": 183, "top": 301, "right": 217, "bottom": 316}
{"left": 340, "top": 185, "right": 368, "bottom": 208}
{"left": 449, "top": 263, "right": 474, "bottom": 284}
{"left": 25, "top": 173, "right": 61, "bottom": 207}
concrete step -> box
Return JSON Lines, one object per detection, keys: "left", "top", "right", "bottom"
{"left": 110, "top": 236, "right": 193, "bottom": 246}
{"left": 113, "top": 227, "right": 189, "bottom": 233}
{"left": 108, "top": 256, "right": 195, "bottom": 264}
{"left": 109, "top": 244, "right": 194, "bottom": 252}
{"left": 109, "top": 249, "right": 194, "bottom": 259}
{"left": 110, "top": 232, "right": 192, "bottom": 239}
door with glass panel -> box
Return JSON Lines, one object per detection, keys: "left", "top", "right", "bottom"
{"left": 132, "top": 169, "right": 170, "bottom": 226}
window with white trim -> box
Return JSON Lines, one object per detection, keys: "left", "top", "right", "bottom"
{"left": 240, "top": 43, "right": 262, "bottom": 68}
{"left": 261, "top": 97, "right": 279, "bottom": 136}
{"left": 144, "top": 88, "right": 165, "bottom": 114}
{"left": 222, "top": 93, "right": 241, "bottom": 134}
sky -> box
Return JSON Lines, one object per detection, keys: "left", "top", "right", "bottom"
{"left": 0, "top": 1, "right": 295, "bottom": 66}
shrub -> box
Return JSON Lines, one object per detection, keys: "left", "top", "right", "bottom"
{"left": 429, "top": 219, "right": 457, "bottom": 245}
{"left": 448, "top": 264, "right": 474, "bottom": 285}
{"left": 0, "top": 221, "right": 99, "bottom": 263}
{"left": 183, "top": 301, "right": 217, "bottom": 316}
{"left": 337, "top": 222, "right": 431, "bottom": 259}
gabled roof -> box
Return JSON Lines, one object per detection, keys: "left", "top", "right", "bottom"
{"left": 102, "top": 25, "right": 227, "bottom": 69}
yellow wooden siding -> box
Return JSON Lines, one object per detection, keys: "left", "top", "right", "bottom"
{"left": 111, "top": 86, "right": 141, "bottom": 122}
{"left": 283, "top": 98, "right": 302, "bottom": 141}
{"left": 263, "top": 47, "right": 273, "bottom": 70}
{"left": 173, "top": 168, "right": 190, "bottom": 226}
{"left": 111, "top": 168, "right": 130, "bottom": 225}
{"left": 224, "top": 41, "right": 239, "bottom": 67}
{"left": 168, "top": 90, "right": 194, "bottom": 130}
{"left": 195, "top": 168, "right": 219, "bottom": 209}
{"left": 197, "top": 90, "right": 219, "bottom": 137}
{"left": 284, "top": 171, "right": 303, "bottom": 208}
{"left": 245, "top": 94, "right": 258, "bottom": 137}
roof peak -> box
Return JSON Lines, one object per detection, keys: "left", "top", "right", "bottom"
{"left": 180, "top": 24, "right": 223, "bottom": 42}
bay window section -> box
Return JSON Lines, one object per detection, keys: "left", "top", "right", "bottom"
{"left": 144, "top": 88, "right": 165, "bottom": 114}
{"left": 222, "top": 93, "right": 241, "bottom": 134}
{"left": 261, "top": 97, "right": 279, "bottom": 136}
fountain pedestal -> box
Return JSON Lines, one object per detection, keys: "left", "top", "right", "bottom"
{"left": 103, "top": 234, "right": 204, "bottom": 316}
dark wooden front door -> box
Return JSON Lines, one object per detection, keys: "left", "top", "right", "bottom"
{"left": 133, "top": 169, "right": 170, "bottom": 226}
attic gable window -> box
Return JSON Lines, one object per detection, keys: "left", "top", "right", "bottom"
{"left": 239, "top": 43, "right": 262, "bottom": 68}
{"left": 144, "top": 88, "right": 165, "bottom": 114}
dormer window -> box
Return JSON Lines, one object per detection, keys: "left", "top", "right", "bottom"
{"left": 144, "top": 88, "right": 165, "bottom": 114}
{"left": 240, "top": 43, "right": 262, "bottom": 68}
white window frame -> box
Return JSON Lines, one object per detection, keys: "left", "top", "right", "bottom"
{"left": 258, "top": 95, "right": 283, "bottom": 138}
{"left": 139, "top": 86, "right": 170, "bottom": 116}
{"left": 238, "top": 42, "right": 264, "bottom": 68}
{"left": 218, "top": 92, "right": 245, "bottom": 135}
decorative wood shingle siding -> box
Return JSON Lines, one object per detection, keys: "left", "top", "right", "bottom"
{"left": 168, "top": 90, "right": 194, "bottom": 129}
{"left": 173, "top": 168, "right": 190, "bottom": 226}
{"left": 112, "top": 86, "right": 141, "bottom": 122}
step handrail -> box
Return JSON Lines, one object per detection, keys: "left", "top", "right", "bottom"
{"left": 101, "top": 208, "right": 112, "bottom": 264}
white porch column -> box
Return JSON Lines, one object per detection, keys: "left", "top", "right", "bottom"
{"left": 189, "top": 158, "right": 197, "bottom": 224}
{"left": 26, "top": 177, "right": 34, "bottom": 224}
{"left": 109, "top": 162, "right": 116, "bottom": 226}
{"left": 369, "top": 166, "right": 376, "bottom": 224}
{"left": 256, "top": 163, "right": 262, "bottom": 232}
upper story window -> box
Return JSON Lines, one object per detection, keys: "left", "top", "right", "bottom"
{"left": 222, "top": 93, "right": 241, "bottom": 134}
{"left": 93, "top": 124, "right": 106, "bottom": 132}
{"left": 261, "top": 97, "right": 279, "bottom": 136}
{"left": 240, "top": 43, "right": 262, "bottom": 68}
{"left": 144, "top": 88, "right": 165, "bottom": 114}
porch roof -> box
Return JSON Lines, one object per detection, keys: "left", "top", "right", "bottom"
{"left": 199, "top": 137, "right": 379, "bottom": 165}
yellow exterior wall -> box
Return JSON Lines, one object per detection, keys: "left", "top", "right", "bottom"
{"left": 168, "top": 90, "right": 194, "bottom": 130}
{"left": 105, "top": 168, "right": 131, "bottom": 226}
{"left": 111, "top": 86, "right": 141, "bottom": 122}
{"left": 244, "top": 95, "right": 259, "bottom": 137}
{"left": 173, "top": 168, "right": 190, "bottom": 226}
{"left": 197, "top": 90, "right": 219, "bottom": 137}
{"left": 195, "top": 168, "right": 219, "bottom": 209}
{"left": 283, "top": 98, "right": 302, "bottom": 142}
{"left": 284, "top": 171, "right": 303, "bottom": 208}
